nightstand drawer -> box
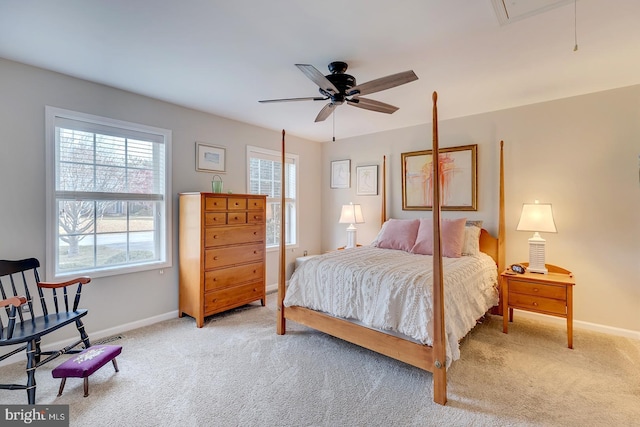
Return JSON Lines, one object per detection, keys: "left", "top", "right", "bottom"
{"left": 509, "top": 280, "right": 566, "bottom": 300}
{"left": 509, "top": 293, "right": 566, "bottom": 316}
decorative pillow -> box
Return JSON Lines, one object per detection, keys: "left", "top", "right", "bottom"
{"left": 370, "top": 220, "right": 389, "bottom": 247}
{"left": 410, "top": 218, "right": 467, "bottom": 258}
{"left": 374, "top": 218, "right": 420, "bottom": 252}
{"left": 462, "top": 225, "right": 482, "bottom": 256}
{"left": 465, "top": 220, "right": 483, "bottom": 228}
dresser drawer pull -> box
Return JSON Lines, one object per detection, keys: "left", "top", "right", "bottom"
{"left": 533, "top": 288, "right": 539, "bottom": 292}
{"left": 532, "top": 302, "right": 538, "bottom": 306}
{"left": 233, "top": 216, "right": 239, "bottom": 220}
{"left": 253, "top": 251, "right": 258, "bottom": 254}
{"left": 214, "top": 256, "right": 219, "bottom": 260}
{"left": 213, "top": 235, "right": 219, "bottom": 239}
{"left": 253, "top": 231, "right": 257, "bottom": 235}
{"left": 234, "top": 202, "right": 240, "bottom": 206}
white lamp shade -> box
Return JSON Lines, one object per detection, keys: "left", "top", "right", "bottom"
{"left": 339, "top": 203, "right": 365, "bottom": 224}
{"left": 516, "top": 202, "right": 557, "bottom": 233}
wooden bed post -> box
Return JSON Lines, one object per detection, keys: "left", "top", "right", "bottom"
{"left": 431, "top": 92, "right": 447, "bottom": 405}
{"left": 498, "top": 140, "right": 506, "bottom": 274}
{"left": 381, "top": 155, "right": 387, "bottom": 226}
{"left": 277, "top": 129, "right": 286, "bottom": 335}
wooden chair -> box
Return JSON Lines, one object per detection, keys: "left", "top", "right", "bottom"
{"left": 0, "top": 258, "right": 92, "bottom": 404}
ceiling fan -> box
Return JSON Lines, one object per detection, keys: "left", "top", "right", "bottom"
{"left": 259, "top": 61, "right": 418, "bottom": 122}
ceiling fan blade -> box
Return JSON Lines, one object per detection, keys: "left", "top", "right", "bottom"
{"left": 347, "top": 70, "right": 418, "bottom": 96}
{"left": 315, "top": 103, "right": 337, "bottom": 122}
{"left": 259, "top": 96, "right": 327, "bottom": 103}
{"left": 296, "top": 64, "right": 340, "bottom": 94}
{"left": 347, "top": 97, "right": 399, "bottom": 114}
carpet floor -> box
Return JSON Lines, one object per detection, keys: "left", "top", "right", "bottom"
{"left": 0, "top": 293, "right": 638, "bottom": 426}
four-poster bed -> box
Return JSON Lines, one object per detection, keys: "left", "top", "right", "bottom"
{"left": 277, "top": 93, "right": 505, "bottom": 405}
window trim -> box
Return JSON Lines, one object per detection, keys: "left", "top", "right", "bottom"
{"left": 45, "top": 106, "right": 172, "bottom": 280}
{"left": 246, "top": 145, "right": 299, "bottom": 251}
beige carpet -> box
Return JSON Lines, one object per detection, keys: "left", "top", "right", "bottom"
{"left": 0, "top": 293, "right": 638, "bottom": 426}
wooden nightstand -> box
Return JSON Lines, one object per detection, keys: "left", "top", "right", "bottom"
{"left": 501, "top": 263, "right": 575, "bottom": 348}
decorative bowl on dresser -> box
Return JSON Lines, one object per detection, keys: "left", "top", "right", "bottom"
{"left": 179, "top": 192, "right": 267, "bottom": 327}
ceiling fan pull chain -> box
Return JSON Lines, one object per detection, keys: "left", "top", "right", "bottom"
{"left": 332, "top": 110, "right": 336, "bottom": 142}
{"left": 573, "top": 0, "right": 578, "bottom": 52}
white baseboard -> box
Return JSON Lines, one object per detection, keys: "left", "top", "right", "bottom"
{"left": 512, "top": 309, "right": 640, "bottom": 340}
{"left": 3, "top": 303, "right": 636, "bottom": 369}
{"left": 266, "top": 282, "right": 278, "bottom": 294}
{"left": 0, "top": 310, "right": 179, "bottom": 368}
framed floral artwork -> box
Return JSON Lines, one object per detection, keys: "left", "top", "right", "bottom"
{"left": 401, "top": 144, "right": 477, "bottom": 211}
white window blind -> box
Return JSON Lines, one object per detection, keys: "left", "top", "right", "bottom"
{"left": 45, "top": 107, "right": 172, "bottom": 279}
{"left": 246, "top": 145, "right": 298, "bottom": 248}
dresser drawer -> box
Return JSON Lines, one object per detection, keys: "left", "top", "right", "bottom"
{"left": 204, "top": 197, "right": 227, "bottom": 211}
{"left": 247, "top": 198, "right": 265, "bottom": 211}
{"left": 204, "top": 224, "right": 264, "bottom": 247}
{"left": 204, "top": 281, "right": 264, "bottom": 314}
{"left": 228, "top": 198, "right": 247, "bottom": 210}
{"left": 227, "top": 212, "right": 247, "bottom": 224}
{"left": 509, "top": 280, "right": 566, "bottom": 300}
{"left": 247, "top": 211, "right": 265, "bottom": 224}
{"left": 205, "top": 244, "right": 264, "bottom": 269}
{"left": 204, "top": 212, "right": 226, "bottom": 226}
{"left": 509, "top": 293, "right": 566, "bottom": 316}
{"left": 204, "top": 262, "right": 264, "bottom": 291}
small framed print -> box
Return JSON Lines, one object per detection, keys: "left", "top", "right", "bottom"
{"left": 331, "top": 159, "right": 350, "bottom": 189}
{"left": 356, "top": 165, "right": 378, "bottom": 196}
{"left": 196, "top": 142, "right": 226, "bottom": 173}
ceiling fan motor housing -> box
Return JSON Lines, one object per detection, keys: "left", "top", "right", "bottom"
{"left": 321, "top": 62, "right": 356, "bottom": 103}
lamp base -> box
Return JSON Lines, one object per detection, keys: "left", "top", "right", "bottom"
{"left": 345, "top": 225, "right": 357, "bottom": 249}
{"left": 527, "top": 233, "right": 548, "bottom": 274}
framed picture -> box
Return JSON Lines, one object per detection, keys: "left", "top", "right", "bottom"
{"left": 356, "top": 165, "right": 378, "bottom": 196}
{"left": 196, "top": 142, "right": 226, "bottom": 172}
{"left": 330, "top": 159, "right": 351, "bottom": 189}
{"left": 401, "top": 144, "right": 477, "bottom": 211}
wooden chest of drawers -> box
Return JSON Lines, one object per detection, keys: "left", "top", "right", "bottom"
{"left": 179, "top": 192, "right": 266, "bottom": 327}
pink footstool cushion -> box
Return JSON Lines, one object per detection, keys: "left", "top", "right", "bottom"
{"left": 52, "top": 345, "right": 122, "bottom": 397}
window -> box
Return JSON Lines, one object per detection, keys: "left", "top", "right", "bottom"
{"left": 246, "top": 145, "right": 298, "bottom": 249}
{"left": 45, "top": 107, "right": 172, "bottom": 279}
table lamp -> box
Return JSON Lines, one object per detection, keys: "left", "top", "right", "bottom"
{"left": 338, "top": 203, "right": 364, "bottom": 249}
{"left": 516, "top": 200, "right": 557, "bottom": 274}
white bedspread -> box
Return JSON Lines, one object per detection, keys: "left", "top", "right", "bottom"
{"left": 284, "top": 246, "right": 499, "bottom": 366}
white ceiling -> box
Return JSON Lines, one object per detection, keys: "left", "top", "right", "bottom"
{"left": 1, "top": 0, "right": 639, "bottom": 142}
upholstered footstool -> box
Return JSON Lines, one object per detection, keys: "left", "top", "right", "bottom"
{"left": 52, "top": 345, "right": 122, "bottom": 397}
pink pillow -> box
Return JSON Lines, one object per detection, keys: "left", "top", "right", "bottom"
{"left": 411, "top": 218, "right": 467, "bottom": 258}
{"left": 374, "top": 219, "right": 420, "bottom": 252}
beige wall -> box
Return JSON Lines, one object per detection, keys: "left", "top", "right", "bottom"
{"left": 0, "top": 58, "right": 322, "bottom": 342}
{"left": 2, "top": 55, "right": 637, "bottom": 341}
{"left": 322, "top": 86, "right": 640, "bottom": 334}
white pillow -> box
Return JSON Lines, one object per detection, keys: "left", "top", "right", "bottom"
{"left": 370, "top": 219, "right": 390, "bottom": 246}
{"left": 462, "top": 225, "right": 481, "bottom": 256}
